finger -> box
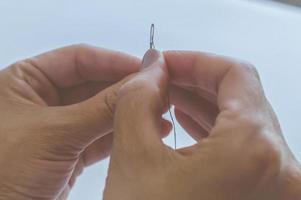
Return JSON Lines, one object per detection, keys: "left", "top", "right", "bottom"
{"left": 81, "top": 133, "right": 113, "bottom": 166}
{"left": 81, "top": 118, "right": 171, "bottom": 167}
{"left": 164, "top": 51, "right": 265, "bottom": 111}
{"left": 174, "top": 109, "right": 208, "bottom": 141}
{"left": 113, "top": 49, "right": 168, "bottom": 157}
{"left": 60, "top": 81, "right": 112, "bottom": 105}
{"left": 170, "top": 85, "right": 218, "bottom": 132}
{"left": 29, "top": 44, "right": 140, "bottom": 88}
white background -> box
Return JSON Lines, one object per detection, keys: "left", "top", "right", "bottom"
{"left": 1, "top": 0, "right": 301, "bottom": 199}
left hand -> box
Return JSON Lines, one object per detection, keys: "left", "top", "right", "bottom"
{"left": 0, "top": 44, "right": 144, "bottom": 200}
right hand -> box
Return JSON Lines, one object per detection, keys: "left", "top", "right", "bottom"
{"left": 104, "top": 50, "right": 301, "bottom": 200}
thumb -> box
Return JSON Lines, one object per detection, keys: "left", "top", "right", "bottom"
{"left": 45, "top": 74, "right": 135, "bottom": 149}
{"left": 112, "top": 49, "right": 169, "bottom": 159}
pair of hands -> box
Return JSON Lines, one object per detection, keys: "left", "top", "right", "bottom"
{"left": 0, "top": 44, "right": 300, "bottom": 200}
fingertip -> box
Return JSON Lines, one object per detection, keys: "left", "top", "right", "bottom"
{"left": 118, "top": 49, "right": 169, "bottom": 109}
{"left": 141, "top": 49, "right": 162, "bottom": 70}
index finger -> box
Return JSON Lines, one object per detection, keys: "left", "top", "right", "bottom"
{"left": 29, "top": 44, "right": 140, "bottom": 88}
{"left": 164, "top": 50, "right": 265, "bottom": 111}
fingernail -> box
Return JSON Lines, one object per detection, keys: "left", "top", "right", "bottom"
{"left": 141, "top": 49, "right": 161, "bottom": 70}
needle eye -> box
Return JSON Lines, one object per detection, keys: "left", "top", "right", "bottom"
{"left": 150, "top": 23, "right": 155, "bottom": 49}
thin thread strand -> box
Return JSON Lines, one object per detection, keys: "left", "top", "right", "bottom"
{"left": 167, "top": 97, "right": 177, "bottom": 149}
{"left": 149, "top": 23, "right": 177, "bottom": 149}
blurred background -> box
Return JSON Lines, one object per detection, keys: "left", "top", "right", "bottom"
{"left": 0, "top": 0, "right": 301, "bottom": 199}
{"left": 273, "top": 0, "right": 301, "bottom": 6}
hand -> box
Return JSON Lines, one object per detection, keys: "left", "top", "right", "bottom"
{"left": 103, "top": 50, "right": 301, "bottom": 200}
{"left": 0, "top": 44, "right": 143, "bottom": 200}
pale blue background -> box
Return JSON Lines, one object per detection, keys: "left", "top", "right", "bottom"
{"left": 1, "top": 0, "right": 301, "bottom": 199}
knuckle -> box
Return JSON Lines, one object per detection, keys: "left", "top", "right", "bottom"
{"left": 232, "top": 112, "right": 281, "bottom": 175}
{"left": 234, "top": 61, "right": 260, "bottom": 80}
{"left": 219, "top": 109, "right": 277, "bottom": 140}
{"left": 72, "top": 44, "right": 92, "bottom": 79}
{"left": 72, "top": 43, "right": 103, "bottom": 80}
{"left": 218, "top": 107, "right": 281, "bottom": 161}
{"left": 218, "top": 109, "right": 265, "bottom": 130}
{"left": 73, "top": 43, "right": 93, "bottom": 60}
{"left": 7, "top": 59, "right": 56, "bottom": 105}
{"left": 239, "top": 61, "right": 256, "bottom": 71}
{"left": 219, "top": 111, "right": 282, "bottom": 181}
{"left": 248, "top": 134, "right": 281, "bottom": 177}
{"left": 73, "top": 43, "right": 92, "bottom": 52}
{"left": 73, "top": 43, "right": 91, "bottom": 59}
{"left": 238, "top": 113, "right": 266, "bottom": 133}
{"left": 10, "top": 58, "right": 40, "bottom": 79}
{"left": 8, "top": 60, "right": 36, "bottom": 85}
{"left": 244, "top": 62, "right": 259, "bottom": 77}
{"left": 10, "top": 60, "right": 30, "bottom": 74}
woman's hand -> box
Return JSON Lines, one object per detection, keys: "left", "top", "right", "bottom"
{"left": 0, "top": 44, "right": 142, "bottom": 200}
{"left": 104, "top": 50, "right": 301, "bottom": 200}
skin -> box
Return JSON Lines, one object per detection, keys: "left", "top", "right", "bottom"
{"left": 103, "top": 50, "right": 301, "bottom": 200}
{"left": 0, "top": 45, "right": 300, "bottom": 199}
{"left": 0, "top": 44, "right": 170, "bottom": 200}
